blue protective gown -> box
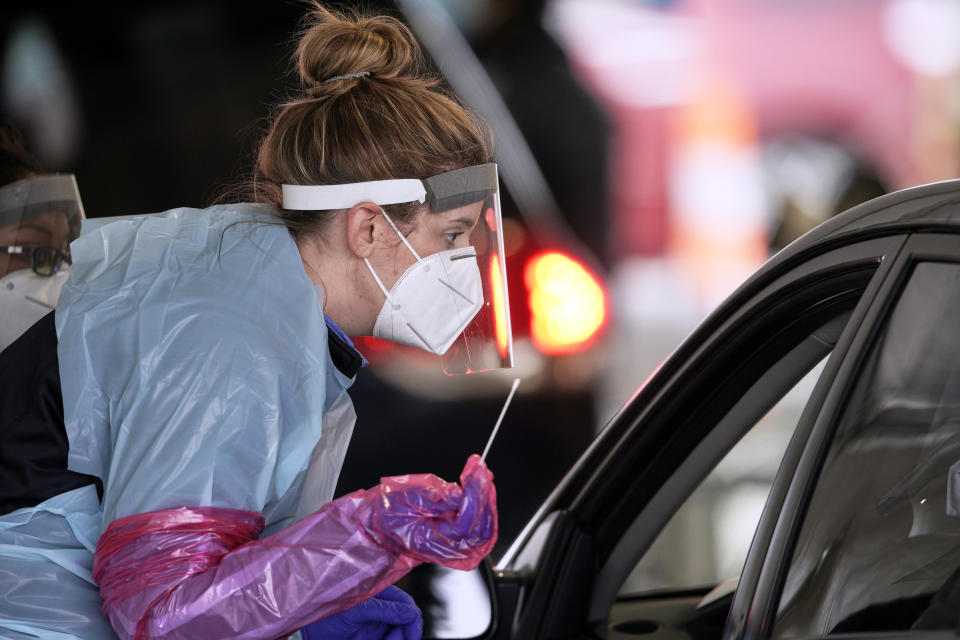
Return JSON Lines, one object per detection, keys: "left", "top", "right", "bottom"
{"left": 0, "top": 204, "right": 360, "bottom": 638}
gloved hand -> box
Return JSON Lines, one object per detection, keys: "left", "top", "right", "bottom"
{"left": 301, "top": 586, "right": 422, "bottom": 640}
{"left": 366, "top": 454, "right": 498, "bottom": 570}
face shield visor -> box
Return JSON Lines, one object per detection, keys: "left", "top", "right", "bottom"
{"left": 0, "top": 174, "right": 84, "bottom": 277}
{"left": 282, "top": 163, "right": 513, "bottom": 374}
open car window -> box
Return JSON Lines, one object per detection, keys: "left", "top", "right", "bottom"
{"left": 620, "top": 356, "right": 828, "bottom": 596}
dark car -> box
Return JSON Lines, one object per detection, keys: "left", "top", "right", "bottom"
{"left": 420, "top": 179, "right": 960, "bottom": 640}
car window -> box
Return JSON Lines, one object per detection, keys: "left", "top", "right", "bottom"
{"left": 774, "top": 261, "right": 960, "bottom": 636}
{"left": 620, "top": 357, "right": 827, "bottom": 595}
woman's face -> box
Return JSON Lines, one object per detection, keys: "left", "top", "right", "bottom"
{"left": 0, "top": 210, "right": 71, "bottom": 278}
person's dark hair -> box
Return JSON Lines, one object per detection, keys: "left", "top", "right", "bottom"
{"left": 252, "top": 3, "right": 492, "bottom": 241}
{"left": 0, "top": 122, "right": 41, "bottom": 187}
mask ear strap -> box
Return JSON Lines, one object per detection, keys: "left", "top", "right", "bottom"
{"left": 364, "top": 258, "right": 396, "bottom": 306}
{"left": 379, "top": 208, "right": 423, "bottom": 263}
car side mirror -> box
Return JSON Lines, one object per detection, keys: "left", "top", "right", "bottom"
{"left": 398, "top": 559, "right": 495, "bottom": 639}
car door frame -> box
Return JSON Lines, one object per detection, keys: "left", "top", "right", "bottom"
{"left": 730, "top": 232, "right": 960, "bottom": 640}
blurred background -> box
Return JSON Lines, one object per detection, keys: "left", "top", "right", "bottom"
{"left": 3, "top": 0, "right": 959, "bottom": 611}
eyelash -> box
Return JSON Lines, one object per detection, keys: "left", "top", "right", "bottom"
{"left": 445, "top": 232, "right": 463, "bottom": 244}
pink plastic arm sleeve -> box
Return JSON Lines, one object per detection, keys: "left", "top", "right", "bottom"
{"left": 93, "top": 455, "right": 497, "bottom": 640}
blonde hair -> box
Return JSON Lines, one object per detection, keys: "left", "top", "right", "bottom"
{"left": 253, "top": 4, "right": 492, "bottom": 240}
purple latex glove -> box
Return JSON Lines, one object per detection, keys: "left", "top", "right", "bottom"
{"left": 301, "top": 586, "right": 422, "bottom": 640}
{"left": 360, "top": 454, "right": 498, "bottom": 570}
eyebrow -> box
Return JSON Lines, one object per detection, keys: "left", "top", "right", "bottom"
{"left": 449, "top": 217, "right": 478, "bottom": 229}
{"left": 17, "top": 223, "right": 53, "bottom": 239}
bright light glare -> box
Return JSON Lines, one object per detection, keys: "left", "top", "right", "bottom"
{"left": 525, "top": 251, "right": 606, "bottom": 354}
{"left": 885, "top": 0, "right": 960, "bottom": 75}
{"left": 490, "top": 253, "right": 509, "bottom": 359}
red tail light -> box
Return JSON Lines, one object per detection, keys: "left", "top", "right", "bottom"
{"left": 524, "top": 251, "right": 607, "bottom": 355}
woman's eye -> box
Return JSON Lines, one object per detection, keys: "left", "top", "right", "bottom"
{"left": 445, "top": 232, "right": 463, "bottom": 245}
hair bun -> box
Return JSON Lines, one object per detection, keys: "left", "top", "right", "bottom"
{"left": 296, "top": 5, "right": 421, "bottom": 92}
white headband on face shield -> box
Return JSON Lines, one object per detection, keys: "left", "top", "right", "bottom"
{"left": 280, "top": 164, "right": 498, "bottom": 213}
{"left": 281, "top": 179, "right": 426, "bottom": 210}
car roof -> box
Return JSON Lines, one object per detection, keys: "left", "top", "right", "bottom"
{"left": 770, "top": 178, "right": 960, "bottom": 264}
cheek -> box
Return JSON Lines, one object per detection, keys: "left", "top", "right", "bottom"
{"left": 377, "top": 244, "right": 419, "bottom": 291}
{"left": 407, "top": 233, "right": 446, "bottom": 261}
{"left": 391, "top": 243, "right": 418, "bottom": 270}
{"left": 0, "top": 254, "right": 29, "bottom": 278}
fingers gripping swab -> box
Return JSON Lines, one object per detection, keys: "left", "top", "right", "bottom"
{"left": 481, "top": 377, "right": 521, "bottom": 462}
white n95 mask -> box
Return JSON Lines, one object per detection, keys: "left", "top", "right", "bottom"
{"left": 0, "top": 268, "right": 69, "bottom": 351}
{"left": 365, "top": 212, "right": 483, "bottom": 355}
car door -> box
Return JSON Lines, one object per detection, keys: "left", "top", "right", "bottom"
{"left": 490, "top": 229, "right": 910, "bottom": 639}
{"left": 728, "top": 232, "right": 960, "bottom": 640}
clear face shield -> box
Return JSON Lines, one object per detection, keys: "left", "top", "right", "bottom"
{"left": 0, "top": 174, "right": 84, "bottom": 278}
{"left": 0, "top": 174, "right": 85, "bottom": 351}
{"left": 282, "top": 163, "right": 513, "bottom": 375}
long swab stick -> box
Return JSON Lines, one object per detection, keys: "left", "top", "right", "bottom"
{"left": 481, "top": 377, "right": 521, "bottom": 462}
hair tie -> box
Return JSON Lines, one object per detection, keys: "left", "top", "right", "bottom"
{"left": 322, "top": 71, "right": 371, "bottom": 85}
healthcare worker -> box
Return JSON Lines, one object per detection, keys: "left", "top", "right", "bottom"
{"left": 0, "top": 5, "right": 512, "bottom": 640}
{"left": 0, "top": 124, "right": 82, "bottom": 353}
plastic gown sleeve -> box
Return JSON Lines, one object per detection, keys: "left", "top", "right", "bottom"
{"left": 93, "top": 455, "right": 497, "bottom": 640}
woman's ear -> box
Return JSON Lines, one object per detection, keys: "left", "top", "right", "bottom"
{"left": 345, "top": 202, "right": 384, "bottom": 258}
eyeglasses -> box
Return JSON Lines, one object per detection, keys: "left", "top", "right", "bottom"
{"left": 1, "top": 245, "right": 72, "bottom": 276}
